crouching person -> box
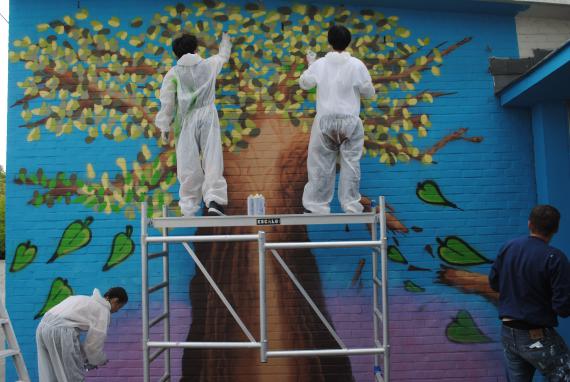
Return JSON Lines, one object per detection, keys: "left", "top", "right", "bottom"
{"left": 36, "top": 287, "right": 128, "bottom": 381}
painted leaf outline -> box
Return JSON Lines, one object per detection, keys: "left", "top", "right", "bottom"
{"left": 10, "top": 240, "right": 38, "bottom": 272}
{"left": 437, "top": 236, "right": 491, "bottom": 266}
{"left": 49, "top": 216, "right": 94, "bottom": 262}
{"left": 404, "top": 280, "right": 425, "bottom": 293}
{"left": 446, "top": 310, "right": 492, "bottom": 344}
{"left": 103, "top": 225, "right": 135, "bottom": 271}
{"left": 388, "top": 245, "right": 408, "bottom": 264}
{"left": 34, "top": 277, "right": 73, "bottom": 319}
{"left": 416, "top": 180, "right": 460, "bottom": 209}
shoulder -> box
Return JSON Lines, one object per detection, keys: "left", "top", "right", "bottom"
{"left": 501, "top": 236, "right": 525, "bottom": 250}
{"left": 311, "top": 58, "right": 325, "bottom": 69}
{"left": 162, "top": 66, "right": 177, "bottom": 79}
{"left": 546, "top": 245, "right": 568, "bottom": 263}
{"left": 350, "top": 57, "right": 368, "bottom": 68}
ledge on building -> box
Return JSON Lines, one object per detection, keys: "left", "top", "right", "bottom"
{"left": 491, "top": 39, "right": 570, "bottom": 107}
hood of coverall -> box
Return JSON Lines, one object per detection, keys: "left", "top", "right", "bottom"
{"left": 92, "top": 288, "right": 111, "bottom": 310}
{"left": 324, "top": 51, "right": 351, "bottom": 65}
{"left": 177, "top": 53, "right": 203, "bottom": 66}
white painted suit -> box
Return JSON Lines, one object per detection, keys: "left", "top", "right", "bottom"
{"left": 299, "top": 51, "right": 375, "bottom": 213}
{"left": 155, "top": 34, "right": 231, "bottom": 215}
{"left": 36, "top": 289, "right": 110, "bottom": 382}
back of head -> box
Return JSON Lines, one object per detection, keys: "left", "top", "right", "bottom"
{"left": 173, "top": 34, "right": 198, "bottom": 59}
{"left": 328, "top": 25, "right": 351, "bottom": 51}
{"left": 104, "top": 287, "right": 128, "bottom": 305}
{"left": 529, "top": 205, "right": 560, "bottom": 237}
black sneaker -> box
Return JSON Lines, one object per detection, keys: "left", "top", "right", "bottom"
{"left": 207, "top": 201, "right": 225, "bottom": 216}
{"left": 303, "top": 208, "right": 312, "bottom": 214}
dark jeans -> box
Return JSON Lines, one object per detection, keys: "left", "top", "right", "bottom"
{"left": 502, "top": 325, "right": 570, "bottom": 381}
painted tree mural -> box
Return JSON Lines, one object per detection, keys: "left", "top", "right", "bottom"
{"left": 10, "top": 1, "right": 479, "bottom": 217}
{"left": 9, "top": 1, "right": 488, "bottom": 380}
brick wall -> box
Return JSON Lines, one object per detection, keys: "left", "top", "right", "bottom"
{"left": 6, "top": 1, "right": 536, "bottom": 381}
{"left": 516, "top": 15, "right": 570, "bottom": 57}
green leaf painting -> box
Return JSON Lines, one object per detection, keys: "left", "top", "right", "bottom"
{"left": 48, "top": 217, "right": 94, "bottom": 263}
{"left": 416, "top": 180, "right": 461, "bottom": 209}
{"left": 388, "top": 245, "right": 408, "bottom": 264}
{"left": 404, "top": 280, "right": 425, "bottom": 293}
{"left": 34, "top": 277, "right": 73, "bottom": 319}
{"left": 103, "top": 225, "right": 136, "bottom": 271}
{"left": 10, "top": 240, "right": 37, "bottom": 272}
{"left": 446, "top": 310, "right": 492, "bottom": 344}
{"left": 436, "top": 236, "right": 491, "bottom": 266}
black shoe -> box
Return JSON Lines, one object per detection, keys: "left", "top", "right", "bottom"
{"left": 303, "top": 208, "right": 312, "bottom": 214}
{"left": 207, "top": 201, "right": 225, "bottom": 216}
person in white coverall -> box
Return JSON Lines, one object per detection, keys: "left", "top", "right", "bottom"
{"left": 36, "top": 287, "right": 128, "bottom": 382}
{"left": 299, "top": 25, "right": 375, "bottom": 214}
{"left": 155, "top": 32, "right": 231, "bottom": 216}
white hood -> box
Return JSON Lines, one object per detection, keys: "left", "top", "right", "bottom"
{"left": 177, "top": 53, "right": 203, "bottom": 66}
{"left": 325, "top": 51, "right": 351, "bottom": 65}
{"left": 92, "top": 288, "right": 111, "bottom": 310}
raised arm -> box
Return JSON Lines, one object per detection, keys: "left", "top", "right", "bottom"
{"left": 154, "top": 69, "right": 177, "bottom": 138}
{"left": 356, "top": 62, "right": 375, "bottom": 99}
{"left": 209, "top": 32, "right": 232, "bottom": 74}
{"left": 299, "top": 57, "right": 318, "bottom": 91}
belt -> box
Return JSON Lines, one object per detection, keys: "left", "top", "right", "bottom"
{"left": 502, "top": 320, "right": 545, "bottom": 330}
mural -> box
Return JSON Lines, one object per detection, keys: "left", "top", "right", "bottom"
{"left": 103, "top": 225, "right": 135, "bottom": 271}
{"left": 48, "top": 216, "right": 94, "bottom": 263}
{"left": 34, "top": 277, "right": 74, "bottom": 320}
{"left": 10, "top": 240, "right": 38, "bottom": 272}
{"left": 6, "top": 0, "right": 534, "bottom": 381}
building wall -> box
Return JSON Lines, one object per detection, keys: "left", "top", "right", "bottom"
{"left": 7, "top": 1, "right": 535, "bottom": 381}
{"left": 516, "top": 15, "right": 570, "bottom": 57}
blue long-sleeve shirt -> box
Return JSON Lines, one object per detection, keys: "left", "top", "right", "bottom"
{"left": 489, "top": 236, "right": 570, "bottom": 328}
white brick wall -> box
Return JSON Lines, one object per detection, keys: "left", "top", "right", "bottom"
{"left": 516, "top": 15, "right": 570, "bottom": 57}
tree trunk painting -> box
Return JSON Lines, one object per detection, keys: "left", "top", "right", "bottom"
{"left": 181, "top": 118, "right": 355, "bottom": 381}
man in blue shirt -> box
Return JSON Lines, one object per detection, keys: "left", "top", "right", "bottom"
{"left": 490, "top": 205, "right": 570, "bottom": 381}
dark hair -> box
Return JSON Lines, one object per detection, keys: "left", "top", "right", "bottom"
{"left": 172, "top": 34, "right": 198, "bottom": 59}
{"left": 328, "top": 25, "right": 351, "bottom": 51}
{"left": 529, "top": 205, "right": 560, "bottom": 237}
{"left": 104, "top": 287, "right": 128, "bottom": 304}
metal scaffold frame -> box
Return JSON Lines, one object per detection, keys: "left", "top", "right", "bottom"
{"left": 141, "top": 197, "right": 390, "bottom": 382}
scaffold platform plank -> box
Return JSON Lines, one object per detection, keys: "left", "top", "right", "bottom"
{"left": 150, "top": 212, "right": 377, "bottom": 229}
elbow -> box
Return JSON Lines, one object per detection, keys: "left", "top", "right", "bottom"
{"left": 360, "top": 84, "right": 376, "bottom": 99}
{"left": 299, "top": 79, "right": 314, "bottom": 91}
{"left": 554, "top": 305, "right": 570, "bottom": 318}
{"left": 488, "top": 276, "right": 499, "bottom": 292}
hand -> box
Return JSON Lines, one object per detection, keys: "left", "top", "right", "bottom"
{"left": 306, "top": 50, "right": 316, "bottom": 66}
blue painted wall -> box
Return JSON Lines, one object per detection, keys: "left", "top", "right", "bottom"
{"left": 6, "top": 1, "right": 539, "bottom": 381}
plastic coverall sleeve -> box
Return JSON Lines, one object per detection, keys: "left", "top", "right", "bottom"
{"left": 82, "top": 312, "right": 109, "bottom": 366}
{"left": 208, "top": 33, "right": 232, "bottom": 75}
{"left": 356, "top": 62, "right": 375, "bottom": 99}
{"left": 155, "top": 68, "right": 177, "bottom": 133}
{"left": 299, "top": 63, "right": 318, "bottom": 90}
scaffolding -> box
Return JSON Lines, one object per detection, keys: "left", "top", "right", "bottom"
{"left": 140, "top": 197, "right": 390, "bottom": 382}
